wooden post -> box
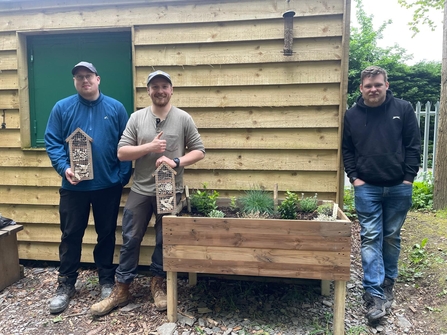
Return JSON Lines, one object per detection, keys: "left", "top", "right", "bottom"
{"left": 333, "top": 280, "right": 347, "bottom": 335}
{"left": 166, "top": 271, "right": 178, "bottom": 322}
{"left": 321, "top": 280, "right": 330, "bottom": 296}
{"left": 188, "top": 273, "right": 197, "bottom": 286}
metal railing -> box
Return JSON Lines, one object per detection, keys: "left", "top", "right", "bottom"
{"left": 415, "top": 101, "right": 440, "bottom": 178}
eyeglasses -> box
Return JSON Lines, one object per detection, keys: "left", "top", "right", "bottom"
{"left": 74, "top": 74, "right": 95, "bottom": 81}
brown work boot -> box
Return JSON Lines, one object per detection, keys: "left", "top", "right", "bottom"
{"left": 151, "top": 276, "right": 167, "bottom": 311}
{"left": 90, "top": 282, "right": 131, "bottom": 316}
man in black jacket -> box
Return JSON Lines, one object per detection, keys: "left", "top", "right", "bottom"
{"left": 342, "top": 66, "right": 421, "bottom": 324}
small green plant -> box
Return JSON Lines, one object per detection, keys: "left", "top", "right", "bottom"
{"left": 229, "top": 196, "right": 238, "bottom": 211}
{"left": 208, "top": 209, "right": 225, "bottom": 218}
{"left": 190, "top": 184, "right": 219, "bottom": 216}
{"left": 343, "top": 187, "right": 356, "bottom": 219}
{"left": 412, "top": 173, "right": 434, "bottom": 210}
{"left": 238, "top": 187, "right": 274, "bottom": 215}
{"left": 278, "top": 191, "right": 299, "bottom": 219}
{"left": 399, "top": 238, "right": 430, "bottom": 282}
{"left": 298, "top": 193, "right": 318, "bottom": 213}
{"left": 317, "top": 203, "right": 333, "bottom": 216}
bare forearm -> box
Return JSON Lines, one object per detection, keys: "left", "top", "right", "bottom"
{"left": 178, "top": 150, "right": 205, "bottom": 167}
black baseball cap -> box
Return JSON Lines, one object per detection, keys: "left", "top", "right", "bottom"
{"left": 72, "top": 61, "right": 98, "bottom": 75}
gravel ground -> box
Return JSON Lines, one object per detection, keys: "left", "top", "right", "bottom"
{"left": 0, "top": 214, "right": 445, "bottom": 335}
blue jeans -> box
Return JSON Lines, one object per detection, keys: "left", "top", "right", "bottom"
{"left": 115, "top": 190, "right": 181, "bottom": 283}
{"left": 354, "top": 182, "right": 412, "bottom": 299}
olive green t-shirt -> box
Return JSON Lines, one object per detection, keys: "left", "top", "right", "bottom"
{"left": 118, "top": 106, "right": 205, "bottom": 196}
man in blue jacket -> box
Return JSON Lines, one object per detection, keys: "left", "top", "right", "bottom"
{"left": 45, "top": 61, "right": 132, "bottom": 314}
{"left": 343, "top": 66, "right": 421, "bottom": 324}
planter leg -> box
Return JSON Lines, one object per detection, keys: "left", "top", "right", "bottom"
{"left": 333, "top": 280, "right": 346, "bottom": 335}
{"left": 189, "top": 273, "right": 197, "bottom": 286}
{"left": 167, "top": 271, "right": 178, "bottom": 322}
{"left": 321, "top": 280, "right": 330, "bottom": 296}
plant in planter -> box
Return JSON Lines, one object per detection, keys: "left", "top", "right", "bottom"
{"left": 237, "top": 187, "right": 274, "bottom": 218}
{"left": 190, "top": 183, "right": 219, "bottom": 216}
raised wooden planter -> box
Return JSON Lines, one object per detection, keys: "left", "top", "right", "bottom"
{"left": 163, "top": 204, "right": 351, "bottom": 335}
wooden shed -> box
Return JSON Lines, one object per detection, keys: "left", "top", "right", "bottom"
{"left": 0, "top": 0, "right": 350, "bottom": 265}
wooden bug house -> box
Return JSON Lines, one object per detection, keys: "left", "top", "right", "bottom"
{"left": 153, "top": 162, "right": 177, "bottom": 214}
{"left": 65, "top": 127, "right": 93, "bottom": 181}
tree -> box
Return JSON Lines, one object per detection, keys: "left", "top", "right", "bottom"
{"left": 348, "top": 0, "right": 441, "bottom": 106}
{"left": 397, "top": 0, "right": 447, "bottom": 209}
{"left": 434, "top": 1, "right": 447, "bottom": 209}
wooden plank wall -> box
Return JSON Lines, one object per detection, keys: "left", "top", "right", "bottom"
{"left": 0, "top": 0, "right": 350, "bottom": 264}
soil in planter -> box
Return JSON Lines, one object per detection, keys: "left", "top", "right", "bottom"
{"left": 177, "top": 206, "right": 319, "bottom": 220}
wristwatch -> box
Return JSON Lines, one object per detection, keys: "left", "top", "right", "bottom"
{"left": 349, "top": 176, "right": 358, "bottom": 184}
{"left": 173, "top": 157, "right": 180, "bottom": 168}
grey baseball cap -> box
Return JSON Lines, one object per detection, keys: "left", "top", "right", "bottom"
{"left": 72, "top": 61, "right": 98, "bottom": 75}
{"left": 146, "top": 70, "right": 172, "bottom": 86}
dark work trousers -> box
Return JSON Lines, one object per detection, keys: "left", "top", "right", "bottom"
{"left": 58, "top": 184, "right": 123, "bottom": 286}
{"left": 115, "top": 190, "right": 181, "bottom": 283}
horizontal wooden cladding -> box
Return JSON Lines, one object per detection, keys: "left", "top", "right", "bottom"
{"left": 0, "top": 148, "right": 339, "bottom": 170}
{"left": 0, "top": 109, "right": 19, "bottom": 129}
{"left": 0, "top": 204, "right": 156, "bottom": 226}
{"left": 18, "top": 242, "right": 154, "bottom": 265}
{"left": 137, "top": 84, "right": 341, "bottom": 109}
{"left": 163, "top": 257, "right": 349, "bottom": 281}
{"left": 0, "top": 186, "right": 129, "bottom": 206}
{"left": 0, "top": 167, "right": 62, "bottom": 186}
{"left": 136, "top": 62, "right": 342, "bottom": 88}
{"left": 0, "top": 32, "right": 16, "bottom": 51}
{"left": 0, "top": 70, "right": 18, "bottom": 89}
{"left": 191, "top": 149, "right": 338, "bottom": 171}
{"left": 0, "top": 50, "right": 17, "bottom": 70}
{"left": 18, "top": 223, "right": 156, "bottom": 246}
{"left": 198, "top": 128, "right": 339, "bottom": 150}
{"left": 134, "top": 16, "right": 343, "bottom": 45}
{"left": 0, "top": 129, "right": 21, "bottom": 148}
{"left": 184, "top": 170, "right": 337, "bottom": 193}
{"left": 0, "top": 90, "right": 19, "bottom": 109}
{"left": 0, "top": 0, "right": 344, "bottom": 30}
{"left": 0, "top": 148, "right": 51, "bottom": 167}
{"left": 135, "top": 38, "right": 342, "bottom": 67}
{"left": 187, "top": 106, "right": 339, "bottom": 129}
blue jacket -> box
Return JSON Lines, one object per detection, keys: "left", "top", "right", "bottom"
{"left": 45, "top": 93, "right": 132, "bottom": 191}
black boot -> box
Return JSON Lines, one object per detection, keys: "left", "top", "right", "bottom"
{"left": 49, "top": 276, "right": 76, "bottom": 314}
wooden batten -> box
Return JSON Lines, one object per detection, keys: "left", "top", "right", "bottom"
{"left": 0, "top": 0, "right": 351, "bottom": 264}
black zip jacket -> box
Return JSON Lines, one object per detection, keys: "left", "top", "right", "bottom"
{"left": 342, "top": 90, "right": 421, "bottom": 187}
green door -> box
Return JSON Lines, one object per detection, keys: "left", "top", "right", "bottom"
{"left": 28, "top": 32, "right": 133, "bottom": 147}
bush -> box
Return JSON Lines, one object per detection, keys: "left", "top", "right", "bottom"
{"left": 298, "top": 193, "right": 318, "bottom": 213}
{"left": 238, "top": 188, "right": 274, "bottom": 215}
{"left": 412, "top": 173, "right": 434, "bottom": 210}
{"left": 278, "top": 191, "right": 299, "bottom": 219}
{"left": 190, "top": 184, "right": 219, "bottom": 216}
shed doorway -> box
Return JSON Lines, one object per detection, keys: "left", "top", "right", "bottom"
{"left": 27, "top": 31, "right": 133, "bottom": 148}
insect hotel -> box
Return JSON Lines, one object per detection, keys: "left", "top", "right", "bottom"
{"left": 153, "top": 162, "right": 177, "bottom": 214}
{"left": 65, "top": 127, "right": 94, "bottom": 181}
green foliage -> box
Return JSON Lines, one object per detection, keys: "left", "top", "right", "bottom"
{"left": 229, "top": 196, "right": 238, "bottom": 211}
{"left": 399, "top": 238, "right": 430, "bottom": 282}
{"left": 278, "top": 191, "right": 299, "bottom": 219}
{"left": 238, "top": 188, "right": 274, "bottom": 215}
{"left": 317, "top": 203, "right": 333, "bottom": 216}
{"left": 208, "top": 209, "right": 225, "bottom": 218}
{"left": 348, "top": 0, "right": 441, "bottom": 106}
{"left": 397, "top": 0, "right": 444, "bottom": 35}
{"left": 343, "top": 187, "right": 357, "bottom": 219}
{"left": 190, "top": 184, "right": 219, "bottom": 216}
{"left": 298, "top": 193, "right": 318, "bottom": 213}
{"left": 412, "top": 174, "right": 434, "bottom": 210}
